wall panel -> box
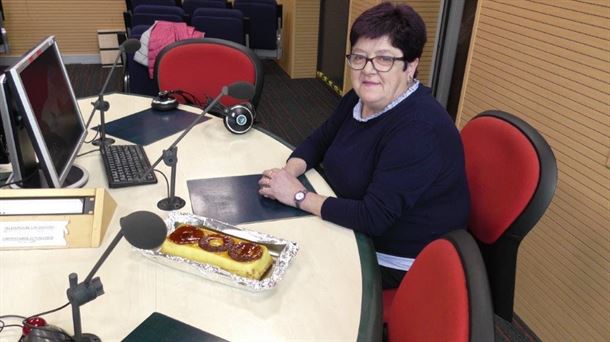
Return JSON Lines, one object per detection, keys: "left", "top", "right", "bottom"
{"left": 277, "top": 0, "right": 320, "bottom": 79}
{"left": 457, "top": 1, "right": 610, "bottom": 340}
{"left": 2, "top": 0, "right": 126, "bottom": 56}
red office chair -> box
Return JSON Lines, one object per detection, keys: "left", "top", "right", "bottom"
{"left": 460, "top": 110, "right": 557, "bottom": 321}
{"left": 385, "top": 229, "right": 494, "bottom": 342}
{"left": 154, "top": 38, "right": 264, "bottom": 109}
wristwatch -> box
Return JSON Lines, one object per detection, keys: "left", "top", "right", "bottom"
{"left": 294, "top": 189, "right": 308, "bottom": 209}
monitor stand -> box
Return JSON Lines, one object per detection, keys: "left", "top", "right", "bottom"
{"left": 8, "top": 164, "right": 89, "bottom": 189}
{"left": 62, "top": 164, "right": 89, "bottom": 188}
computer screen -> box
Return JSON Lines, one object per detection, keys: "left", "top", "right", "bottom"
{"left": 3, "top": 36, "right": 87, "bottom": 188}
{"left": 0, "top": 73, "right": 41, "bottom": 188}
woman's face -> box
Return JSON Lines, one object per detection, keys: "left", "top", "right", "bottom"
{"left": 350, "top": 35, "right": 417, "bottom": 117}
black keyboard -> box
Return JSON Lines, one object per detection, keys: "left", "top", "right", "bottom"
{"left": 100, "top": 144, "right": 157, "bottom": 188}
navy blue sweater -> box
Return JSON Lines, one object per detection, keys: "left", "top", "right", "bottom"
{"left": 291, "top": 86, "right": 469, "bottom": 258}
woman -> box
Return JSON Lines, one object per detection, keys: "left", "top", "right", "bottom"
{"left": 258, "top": 3, "right": 469, "bottom": 289}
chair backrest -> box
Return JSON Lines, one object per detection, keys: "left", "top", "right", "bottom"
{"left": 183, "top": 0, "right": 227, "bottom": 16}
{"left": 233, "top": 0, "right": 278, "bottom": 50}
{"left": 128, "top": 0, "right": 177, "bottom": 11}
{"left": 134, "top": 4, "right": 185, "bottom": 15}
{"left": 191, "top": 9, "right": 246, "bottom": 45}
{"left": 128, "top": 24, "right": 150, "bottom": 39}
{"left": 132, "top": 13, "right": 184, "bottom": 27}
{"left": 130, "top": 5, "right": 185, "bottom": 27}
{"left": 387, "top": 229, "right": 494, "bottom": 342}
{"left": 154, "top": 38, "right": 264, "bottom": 108}
{"left": 193, "top": 7, "right": 244, "bottom": 19}
{"left": 460, "top": 110, "right": 557, "bottom": 321}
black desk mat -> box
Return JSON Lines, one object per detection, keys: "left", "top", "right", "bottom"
{"left": 122, "top": 312, "right": 226, "bottom": 342}
{"left": 93, "top": 108, "right": 209, "bottom": 145}
{"left": 187, "top": 174, "right": 314, "bottom": 225}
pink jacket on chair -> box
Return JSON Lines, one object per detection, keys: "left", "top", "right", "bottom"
{"left": 147, "top": 21, "right": 203, "bottom": 78}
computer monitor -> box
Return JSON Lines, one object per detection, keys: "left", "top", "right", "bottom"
{"left": 1, "top": 36, "right": 88, "bottom": 188}
{"left": 0, "top": 73, "right": 41, "bottom": 187}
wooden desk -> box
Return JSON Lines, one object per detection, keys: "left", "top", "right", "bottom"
{"left": 0, "top": 93, "right": 381, "bottom": 341}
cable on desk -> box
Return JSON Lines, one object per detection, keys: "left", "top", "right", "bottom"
{"left": 77, "top": 148, "right": 100, "bottom": 158}
{"left": 176, "top": 89, "right": 204, "bottom": 108}
{"left": 0, "top": 169, "right": 38, "bottom": 188}
{"left": 10, "top": 301, "right": 74, "bottom": 339}
{"left": 0, "top": 322, "right": 23, "bottom": 334}
{"left": 26, "top": 302, "right": 70, "bottom": 320}
{"left": 0, "top": 315, "right": 27, "bottom": 333}
{"left": 154, "top": 169, "right": 169, "bottom": 198}
{"left": 84, "top": 130, "right": 100, "bottom": 144}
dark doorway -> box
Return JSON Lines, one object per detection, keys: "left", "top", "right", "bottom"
{"left": 317, "top": 0, "right": 349, "bottom": 91}
{"left": 446, "top": 0, "right": 478, "bottom": 120}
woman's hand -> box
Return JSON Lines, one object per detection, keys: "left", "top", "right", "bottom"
{"left": 258, "top": 168, "right": 305, "bottom": 207}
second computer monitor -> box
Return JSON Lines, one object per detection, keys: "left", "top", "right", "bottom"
{"left": 3, "top": 36, "right": 88, "bottom": 188}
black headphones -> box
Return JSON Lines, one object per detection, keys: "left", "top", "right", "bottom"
{"left": 151, "top": 90, "right": 178, "bottom": 111}
{"left": 152, "top": 90, "right": 256, "bottom": 134}
{"left": 215, "top": 102, "right": 256, "bottom": 134}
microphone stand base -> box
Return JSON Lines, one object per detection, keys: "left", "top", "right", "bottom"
{"left": 157, "top": 196, "right": 186, "bottom": 211}
{"left": 91, "top": 137, "right": 115, "bottom": 146}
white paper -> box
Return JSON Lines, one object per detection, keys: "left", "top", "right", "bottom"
{"left": 0, "top": 221, "right": 68, "bottom": 248}
{"left": 0, "top": 198, "right": 83, "bottom": 215}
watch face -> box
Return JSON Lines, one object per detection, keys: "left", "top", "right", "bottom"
{"left": 295, "top": 191, "right": 306, "bottom": 201}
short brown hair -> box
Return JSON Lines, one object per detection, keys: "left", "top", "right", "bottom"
{"left": 350, "top": 2, "right": 427, "bottom": 65}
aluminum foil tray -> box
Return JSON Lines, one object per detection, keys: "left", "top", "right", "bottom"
{"left": 137, "top": 212, "right": 299, "bottom": 292}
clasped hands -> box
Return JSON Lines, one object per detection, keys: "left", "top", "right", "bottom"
{"left": 258, "top": 167, "right": 304, "bottom": 208}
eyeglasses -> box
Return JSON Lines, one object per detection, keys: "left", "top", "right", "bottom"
{"left": 345, "top": 54, "right": 406, "bottom": 72}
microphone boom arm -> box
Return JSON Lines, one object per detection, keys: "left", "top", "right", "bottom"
{"left": 83, "top": 49, "right": 123, "bottom": 130}
{"left": 139, "top": 86, "right": 228, "bottom": 181}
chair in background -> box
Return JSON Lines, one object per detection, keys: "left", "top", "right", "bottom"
{"left": 125, "top": 0, "right": 180, "bottom": 12}
{"left": 460, "top": 110, "right": 557, "bottom": 321}
{"left": 233, "top": 0, "right": 282, "bottom": 59}
{"left": 123, "top": 25, "right": 156, "bottom": 95}
{"left": 183, "top": 0, "right": 229, "bottom": 17}
{"left": 385, "top": 229, "right": 494, "bottom": 342}
{"left": 122, "top": 4, "right": 188, "bottom": 96}
{"left": 154, "top": 38, "right": 264, "bottom": 109}
{"left": 124, "top": 4, "right": 186, "bottom": 30}
{"left": 191, "top": 8, "right": 248, "bottom": 46}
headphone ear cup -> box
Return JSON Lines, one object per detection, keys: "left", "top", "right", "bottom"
{"left": 223, "top": 104, "right": 254, "bottom": 134}
{"left": 243, "top": 102, "right": 256, "bottom": 119}
{"left": 151, "top": 91, "right": 178, "bottom": 111}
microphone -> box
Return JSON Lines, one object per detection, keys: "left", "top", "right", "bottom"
{"left": 120, "top": 39, "right": 142, "bottom": 54}
{"left": 86, "top": 38, "right": 142, "bottom": 146}
{"left": 226, "top": 82, "right": 254, "bottom": 100}
{"left": 139, "top": 81, "right": 255, "bottom": 211}
{"left": 63, "top": 211, "right": 166, "bottom": 342}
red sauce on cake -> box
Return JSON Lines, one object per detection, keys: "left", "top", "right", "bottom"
{"left": 229, "top": 242, "right": 263, "bottom": 262}
{"left": 168, "top": 225, "right": 204, "bottom": 244}
{"left": 198, "top": 234, "right": 234, "bottom": 252}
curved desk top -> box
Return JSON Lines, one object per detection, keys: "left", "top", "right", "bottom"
{"left": 0, "top": 93, "right": 381, "bottom": 341}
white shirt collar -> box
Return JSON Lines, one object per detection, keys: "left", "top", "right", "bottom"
{"left": 353, "top": 80, "right": 420, "bottom": 122}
